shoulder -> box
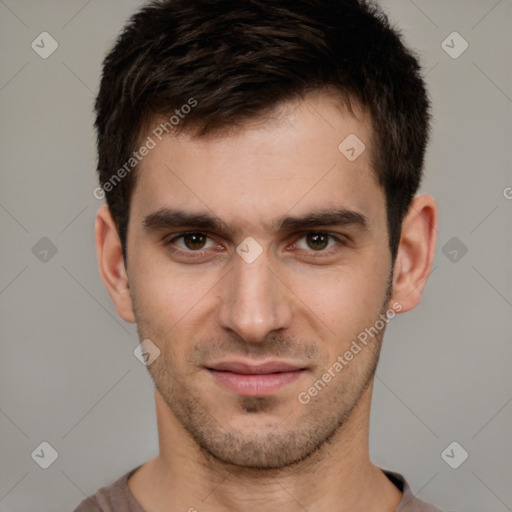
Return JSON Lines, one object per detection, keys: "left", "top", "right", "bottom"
{"left": 381, "top": 468, "right": 445, "bottom": 512}
{"left": 72, "top": 466, "right": 144, "bottom": 512}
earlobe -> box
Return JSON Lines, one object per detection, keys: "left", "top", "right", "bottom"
{"left": 390, "top": 195, "right": 438, "bottom": 313}
{"left": 94, "top": 204, "right": 136, "bottom": 323}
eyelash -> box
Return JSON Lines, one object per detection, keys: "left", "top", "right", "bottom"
{"left": 163, "top": 231, "right": 347, "bottom": 259}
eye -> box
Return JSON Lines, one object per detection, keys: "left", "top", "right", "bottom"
{"left": 293, "top": 232, "right": 343, "bottom": 253}
{"left": 168, "top": 232, "right": 217, "bottom": 251}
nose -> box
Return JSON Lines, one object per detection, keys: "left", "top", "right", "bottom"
{"left": 217, "top": 251, "right": 293, "bottom": 343}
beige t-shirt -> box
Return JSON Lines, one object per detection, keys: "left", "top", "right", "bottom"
{"left": 73, "top": 466, "right": 444, "bottom": 511}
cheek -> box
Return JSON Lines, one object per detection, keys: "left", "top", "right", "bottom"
{"left": 292, "top": 262, "right": 389, "bottom": 345}
{"left": 130, "top": 254, "right": 222, "bottom": 334}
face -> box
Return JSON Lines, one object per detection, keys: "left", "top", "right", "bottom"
{"left": 125, "top": 93, "right": 394, "bottom": 469}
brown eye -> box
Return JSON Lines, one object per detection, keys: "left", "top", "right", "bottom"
{"left": 167, "top": 232, "right": 216, "bottom": 252}
{"left": 182, "top": 232, "right": 208, "bottom": 250}
{"left": 293, "top": 232, "right": 343, "bottom": 255}
{"left": 165, "top": 231, "right": 222, "bottom": 260}
{"left": 305, "top": 232, "right": 329, "bottom": 251}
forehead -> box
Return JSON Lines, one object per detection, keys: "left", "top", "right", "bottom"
{"left": 130, "top": 93, "right": 385, "bottom": 235}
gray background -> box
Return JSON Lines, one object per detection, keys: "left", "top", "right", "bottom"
{"left": 0, "top": 0, "right": 511, "bottom": 511}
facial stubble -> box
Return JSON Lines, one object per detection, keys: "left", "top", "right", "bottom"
{"left": 133, "top": 274, "right": 393, "bottom": 470}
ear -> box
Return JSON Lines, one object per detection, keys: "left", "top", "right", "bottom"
{"left": 94, "top": 204, "right": 136, "bottom": 323}
{"left": 390, "top": 195, "right": 438, "bottom": 313}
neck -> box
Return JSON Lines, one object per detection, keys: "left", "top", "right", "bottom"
{"left": 129, "top": 381, "right": 402, "bottom": 512}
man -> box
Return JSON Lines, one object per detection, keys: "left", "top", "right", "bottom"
{"left": 76, "top": 0, "right": 442, "bottom": 510}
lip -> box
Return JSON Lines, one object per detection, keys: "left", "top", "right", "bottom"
{"left": 208, "top": 360, "right": 305, "bottom": 374}
{"left": 206, "top": 359, "right": 308, "bottom": 396}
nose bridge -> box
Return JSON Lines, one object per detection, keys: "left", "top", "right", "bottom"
{"left": 217, "top": 251, "right": 292, "bottom": 342}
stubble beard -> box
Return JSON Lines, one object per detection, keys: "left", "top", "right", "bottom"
{"left": 135, "top": 278, "right": 392, "bottom": 470}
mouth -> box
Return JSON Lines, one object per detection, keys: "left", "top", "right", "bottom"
{"left": 206, "top": 360, "right": 308, "bottom": 397}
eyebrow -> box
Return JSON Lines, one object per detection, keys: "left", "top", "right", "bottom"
{"left": 143, "top": 207, "right": 369, "bottom": 235}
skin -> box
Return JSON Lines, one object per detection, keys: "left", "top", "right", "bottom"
{"left": 95, "top": 92, "right": 437, "bottom": 512}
